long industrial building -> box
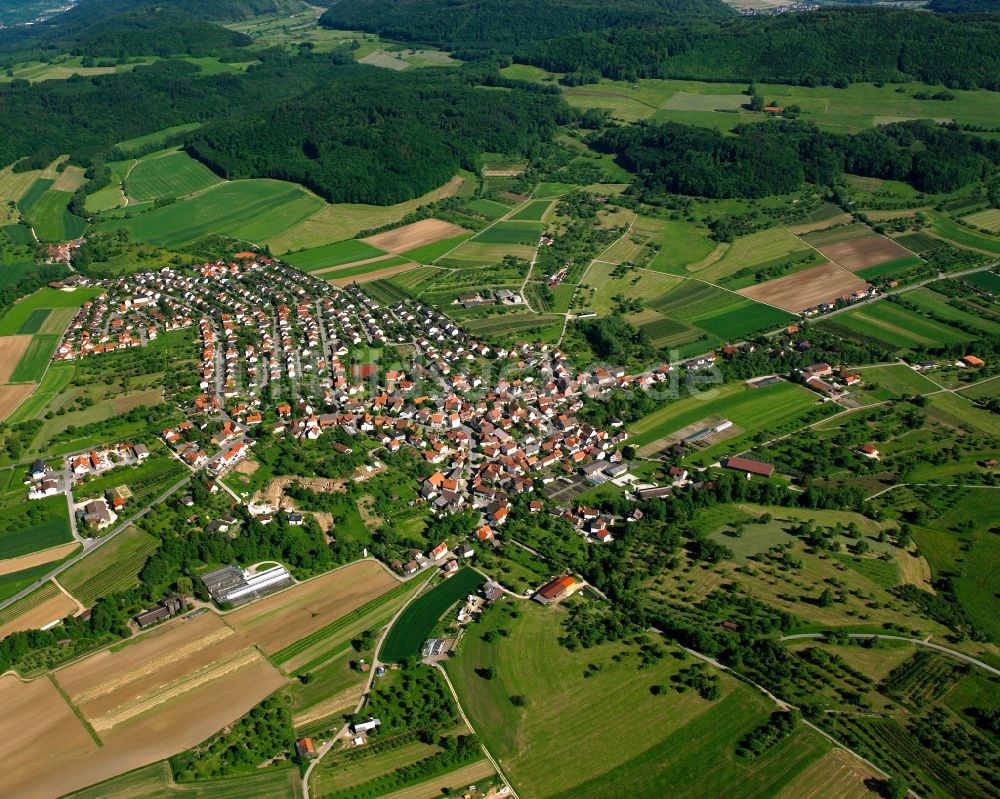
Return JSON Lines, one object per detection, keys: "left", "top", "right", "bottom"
{"left": 201, "top": 563, "right": 292, "bottom": 605}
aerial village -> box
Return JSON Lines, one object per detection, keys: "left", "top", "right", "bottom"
{"left": 33, "top": 250, "right": 986, "bottom": 620}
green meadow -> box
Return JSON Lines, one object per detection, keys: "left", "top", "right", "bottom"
{"left": 97, "top": 180, "right": 324, "bottom": 247}
{"left": 125, "top": 151, "right": 223, "bottom": 203}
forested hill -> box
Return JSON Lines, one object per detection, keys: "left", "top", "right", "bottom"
{"left": 526, "top": 9, "right": 1000, "bottom": 89}
{"left": 593, "top": 119, "right": 1000, "bottom": 200}
{"left": 185, "top": 73, "right": 561, "bottom": 204}
{"left": 318, "top": 0, "right": 731, "bottom": 52}
{"left": 0, "top": 0, "right": 306, "bottom": 58}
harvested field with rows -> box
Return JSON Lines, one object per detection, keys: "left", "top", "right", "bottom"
{"left": 363, "top": 219, "right": 467, "bottom": 253}
{"left": 226, "top": 558, "right": 398, "bottom": 654}
{"left": 739, "top": 262, "right": 870, "bottom": 313}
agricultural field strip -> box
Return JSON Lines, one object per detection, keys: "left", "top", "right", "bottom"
{"left": 68, "top": 625, "right": 236, "bottom": 705}
{"left": 272, "top": 578, "right": 414, "bottom": 668}
{"left": 429, "top": 195, "right": 539, "bottom": 264}
{"left": 88, "top": 648, "right": 263, "bottom": 731}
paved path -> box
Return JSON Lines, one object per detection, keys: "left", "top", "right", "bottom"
{"left": 781, "top": 633, "right": 1000, "bottom": 677}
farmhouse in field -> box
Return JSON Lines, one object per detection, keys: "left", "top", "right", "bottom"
{"left": 534, "top": 574, "right": 579, "bottom": 605}
{"left": 351, "top": 718, "right": 382, "bottom": 734}
{"left": 135, "top": 595, "right": 188, "bottom": 628}
{"left": 296, "top": 738, "right": 317, "bottom": 759}
{"left": 721, "top": 457, "right": 775, "bottom": 478}
{"left": 201, "top": 563, "right": 292, "bottom": 605}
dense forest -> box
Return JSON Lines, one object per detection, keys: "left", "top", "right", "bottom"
{"left": 594, "top": 119, "right": 1000, "bottom": 199}
{"left": 525, "top": 9, "right": 1000, "bottom": 89}
{"left": 323, "top": 2, "right": 1000, "bottom": 90}
{"left": 319, "top": 0, "right": 730, "bottom": 52}
{"left": 0, "top": 0, "right": 299, "bottom": 59}
{"left": 186, "top": 71, "right": 562, "bottom": 203}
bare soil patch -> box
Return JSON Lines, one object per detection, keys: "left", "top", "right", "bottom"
{"left": 257, "top": 474, "right": 347, "bottom": 509}
{"left": 328, "top": 261, "right": 422, "bottom": 287}
{"left": 739, "top": 262, "right": 871, "bottom": 313}
{"left": 0, "top": 591, "right": 77, "bottom": 637}
{"left": 363, "top": 219, "right": 468, "bottom": 253}
{"left": 0, "top": 673, "right": 101, "bottom": 799}
{"left": 0, "top": 541, "right": 78, "bottom": 576}
{"left": 819, "top": 236, "right": 915, "bottom": 271}
{"left": 6, "top": 653, "right": 285, "bottom": 799}
{"left": 234, "top": 458, "right": 259, "bottom": 475}
{"left": 0, "top": 382, "right": 37, "bottom": 421}
{"left": 227, "top": 560, "right": 397, "bottom": 654}
{"left": 0, "top": 334, "right": 33, "bottom": 382}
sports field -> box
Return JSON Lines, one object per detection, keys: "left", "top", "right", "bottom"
{"left": 97, "top": 180, "right": 324, "bottom": 247}
{"left": 447, "top": 603, "right": 835, "bottom": 799}
{"left": 380, "top": 567, "right": 485, "bottom": 661}
{"left": 125, "top": 151, "right": 222, "bottom": 203}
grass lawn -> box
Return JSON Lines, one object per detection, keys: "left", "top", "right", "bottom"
{"left": 852, "top": 364, "right": 939, "bottom": 400}
{"left": 125, "top": 151, "right": 223, "bottom": 203}
{"left": 647, "top": 220, "right": 717, "bottom": 273}
{"left": 28, "top": 189, "right": 87, "bottom": 241}
{"left": 927, "top": 392, "right": 1000, "bottom": 436}
{"left": 509, "top": 200, "right": 552, "bottom": 222}
{"left": 902, "top": 288, "right": 1000, "bottom": 336}
{"left": 472, "top": 221, "right": 542, "bottom": 246}
{"left": 446, "top": 601, "right": 832, "bottom": 799}
{"left": 689, "top": 228, "right": 803, "bottom": 283}
{"left": 4, "top": 363, "right": 75, "bottom": 424}
{"left": 97, "top": 179, "right": 324, "bottom": 247}
{"left": 380, "top": 569, "right": 485, "bottom": 662}
{"left": 114, "top": 123, "right": 202, "bottom": 156}
{"left": 284, "top": 239, "right": 388, "bottom": 272}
